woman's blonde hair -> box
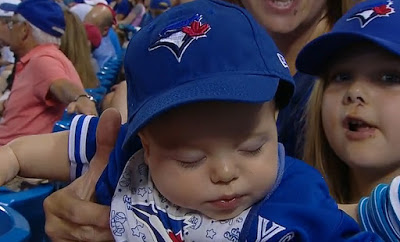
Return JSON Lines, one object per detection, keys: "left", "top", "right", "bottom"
{"left": 303, "top": 79, "right": 350, "bottom": 203}
{"left": 60, "top": 10, "right": 99, "bottom": 89}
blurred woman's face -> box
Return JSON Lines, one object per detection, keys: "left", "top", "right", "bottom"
{"left": 342, "top": 0, "right": 364, "bottom": 14}
{"left": 241, "top": 0, "right": 327, "bottom": 34}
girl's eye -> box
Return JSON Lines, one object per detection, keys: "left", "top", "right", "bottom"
{"left": 381, "top": 73, "right": 400, "bottom": 84}
{"left": 330, "top": 72, "right": 352, "bottom": 83}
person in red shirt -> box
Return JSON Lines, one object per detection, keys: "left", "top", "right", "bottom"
{"left": 0, "top": 0, "right": 97, "bottom": 145}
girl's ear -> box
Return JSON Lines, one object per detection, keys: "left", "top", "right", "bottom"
{"left": 138, "top": 131, "right": 150, "bottom": 165}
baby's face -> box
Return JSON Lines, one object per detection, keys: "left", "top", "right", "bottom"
{"left": 322, "top": 43, "right": 400, "bottom": 174}
{"left": 139, "top": 101, "right": 278, "bottom": 220}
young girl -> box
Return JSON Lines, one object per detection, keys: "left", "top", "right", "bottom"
{"left": 298, "top": 0, "right": 400, "bottom": 240}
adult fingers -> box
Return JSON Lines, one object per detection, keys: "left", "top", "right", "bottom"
{"left": 44, "top": 187, "right": 110, "bottom": 228}
{"left": 46, "top": 213, "right": 113, "bottom": 242}
{"left": 66, "top": 102, "right": 77, "bottom": 114}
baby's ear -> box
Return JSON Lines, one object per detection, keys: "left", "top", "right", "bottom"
{"left": 271, "top": 99, "right": 279, "bottom": 121}
{"left": 138, "top": 131, "right": 150, "bottom": 165}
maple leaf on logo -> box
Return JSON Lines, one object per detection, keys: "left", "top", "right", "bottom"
{"left": 373, "top": 5, "right": 391, "bottom": 15}
{"left": 182, "top": 21, "right": 210, "bottom": 37}
{"left": 168, "top": 231, "right": 184, "bottom": 242}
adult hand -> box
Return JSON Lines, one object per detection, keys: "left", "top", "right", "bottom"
{"left": 67, "top": 95, "right": 98, "bottom": 116}
{"left": 44, "top": 108, "right": 121, "bottom": 241}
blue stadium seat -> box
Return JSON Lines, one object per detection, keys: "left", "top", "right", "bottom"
{"left": 0, "top": 205, "right": 30, "bottom": 242}
{"left": 52, "top": 119, "right": 72, "bottom": 133}
{"left": 52, "top": 110, "right": 76, "bottom": 133}
{"left": 85, "top": 86, "right": 107, "bottom": 96}
{"left": 0, "top": 184, "right": 54, "bottom": 241}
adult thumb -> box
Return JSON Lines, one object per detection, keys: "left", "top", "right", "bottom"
{"left": 77, "top": 108, "right": 122, "bottom": 201}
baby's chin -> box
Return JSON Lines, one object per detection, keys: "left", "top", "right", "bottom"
{"left": 199, "top": 204, "right": 252, "bottom": 221}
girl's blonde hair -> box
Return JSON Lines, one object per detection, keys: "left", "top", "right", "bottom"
{"left": 60, "top": 10, "right": 99, "bottom": 89}
{"left": 303, "top": 79, "right": 350, "bottom": 203}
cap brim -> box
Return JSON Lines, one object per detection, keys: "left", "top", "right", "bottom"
{"left": 296, "top": 32, "right": 400, "bottom": 76}
{"left": 122, "top": 74, "right": 280, "bottom": 149}
{"left": 0, "top": 2, "right": 17, "bottom": 12}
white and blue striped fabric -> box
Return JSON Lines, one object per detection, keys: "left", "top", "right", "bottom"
{"left": 68, "top": 115, "right": 98, "bottom": 181}
{"left": 359, "top": 176, "right": 400, "bottom": 241}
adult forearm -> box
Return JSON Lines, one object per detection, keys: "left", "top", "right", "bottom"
{"left": 50, "top": 79, "right": 87, "bottom": 105}
{"left": 51, "top": 79, "right": 98, "bottom": 116}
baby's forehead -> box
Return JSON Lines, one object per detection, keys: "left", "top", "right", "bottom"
{"left": 151, "top": 101, "right": 275, "bottom": 123}
{"left": 140, "top": 101, "right": 278, "bottom": 139}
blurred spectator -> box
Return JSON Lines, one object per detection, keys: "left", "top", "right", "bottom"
{"left": 61, "top": 10, "right": 99, "bottom": 88}
{"left": 0, "top": 0, "right": 97, "bottom": 145}
{"left": 69, "top": 0, "right": 107, "bottom": 21}
{"left": 172, "top": 0, "right": 192, "bottom": 5}
{"left": 114, "top": 0, "right": 132, "bottom": 20}
{"left": 118, "top": 0, "right": 145, "bottom": 27}
{"left": 84, "top": 3, "right": 118, "bottom": 68}
{"left": 84, "top": 22, "right": 102, "bottom": 72}
{"left": 0, "top": 0, "right": 18, "bottom": 98}
{"left": 140, "top": 0, "right": 170, "bottom": 27}
{"left": 84, "top": 23, "right": 102, "bottom": 49}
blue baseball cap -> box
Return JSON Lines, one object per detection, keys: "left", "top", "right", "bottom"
{"left": 0, "top": 0, "right": 65, "bottom": 37}
{"left": 297, "top": 0, "right": 400, "bottom": 76}
{"left": 150, "top": 0, "right": 171, "bottom": 10}
{"left": 122, "top": 0, "right": 295, "bottom": 149}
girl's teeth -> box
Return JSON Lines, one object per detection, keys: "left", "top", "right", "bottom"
{"left": 272, "top": 0, "right": 293, "bottom": 8}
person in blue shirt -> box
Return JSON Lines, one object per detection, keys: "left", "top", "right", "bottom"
{"left": 0, "top": 0, "right": 381, "bottom": 241}
{"left": 140, "top": 0, "right": 171, "bottom": 27}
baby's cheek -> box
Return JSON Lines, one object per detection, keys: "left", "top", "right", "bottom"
{"left": 152, "top": 173, "right": 197, "bottom": 207}
{"left": 251, "top": 160, "right": 278, "bottom": 197}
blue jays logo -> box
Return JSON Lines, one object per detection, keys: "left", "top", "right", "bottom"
{"left": 347, "top": 0, "right": 395, "bottom": 28}
{"left": 149, "top": 14, "right": 211, "bottom": 62}
{"left": 124, "top": 195, "right": 192, "bottom": 242}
